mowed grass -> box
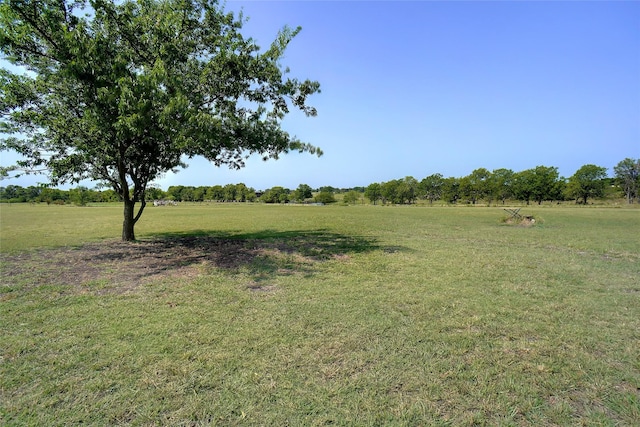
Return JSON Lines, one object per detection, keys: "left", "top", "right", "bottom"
{"left": 1, "top": 203, "right": 639, "bottom": 426}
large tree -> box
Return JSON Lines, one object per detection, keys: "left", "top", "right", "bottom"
{"left": 0, "top": 0, "right": 321, "bottom": 240}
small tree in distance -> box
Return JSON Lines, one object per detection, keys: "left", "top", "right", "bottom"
{"left": 342, "top": 190, "right": 361, "bottom": 204}
{"left": 567, "top": 164, "right": 608, "bottom": 204}
{"left": 69, "top": 186, "right": 91, "bottom": 206}
{"left": 314, "top": 190, "right": 336, "bottom": 204}
{"left": 490, "top": 168, "right": 515, "bottom": 205}
{"left": 614, "top": 158, "right": 640, "bottom": 204}
{"left": 513, "top": 166, "right": 562, "bottom": 205}
{"left": 365, "top": 183, "right": 382, "bottom": 205}
{"left": 420, "top": 173, "right": 445, "bottom": 205}
{"left": 292, "top": 184, "right": 313, "bottom": 203}
{"left": 261, "top": 186, "right": 290, "bottom": 204}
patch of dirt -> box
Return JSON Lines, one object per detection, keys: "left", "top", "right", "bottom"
{"left": 0, "top": 236, "right": 308, "bottom": 295}
{"left": 503, "top": 217, "right": 538, "bottom": 227}
{"left": 246, "top": 282, "right": 278, "bottom": 293}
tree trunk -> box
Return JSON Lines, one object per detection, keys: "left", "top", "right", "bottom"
{"left": 122, "top": 199, "right": 136, "bottom": 241}
{"left": 122, "top": 198, "right": 146, "bottom": 241}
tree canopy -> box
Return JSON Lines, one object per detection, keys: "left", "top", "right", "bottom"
{"left": 0, "top": 0, "right": 321, "bottom": 240}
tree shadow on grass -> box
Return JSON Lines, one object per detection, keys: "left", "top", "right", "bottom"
{"left": 139, "top": 229, "right": 384, "bottom": 282}
{"left": 1, "top": 229, "right": 401, "bottom": 294}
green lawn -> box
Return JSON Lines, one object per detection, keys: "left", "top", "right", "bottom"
{"left": 1, "top": 203, "right": 639, "bottom": 425}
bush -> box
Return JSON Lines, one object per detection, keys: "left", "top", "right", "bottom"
{"left": 314, "top": 191, "right": 336, "bottom": 204}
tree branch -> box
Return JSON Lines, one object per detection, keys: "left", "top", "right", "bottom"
{"left": 13, "top": 3, "right": 62, "bottom": 54}
{"left": 133, "top": 199, "right": 146, "bottom": 224}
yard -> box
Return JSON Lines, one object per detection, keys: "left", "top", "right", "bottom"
{"left": 1, "top": 203, "right": 639, "bottom": 425}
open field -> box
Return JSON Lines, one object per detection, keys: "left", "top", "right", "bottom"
{"left": 1, "top": 203, "right": 639, "bottom": 425}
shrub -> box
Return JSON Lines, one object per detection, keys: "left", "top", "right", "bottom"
{"left": 314, "top": 191, "right": 336, "bottom": 204}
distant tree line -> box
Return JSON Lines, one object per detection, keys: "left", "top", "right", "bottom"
{"left": 164, "top": 184, "right": 258, "bottom": 203}
{"left": 2, "top": 159, "right": 638, "bottom": 205}
{"left": 0, "top": 185, "right": 121, "bottom": 205}
{"left": 365, "top": 161, "right": 638, "bottom": 206}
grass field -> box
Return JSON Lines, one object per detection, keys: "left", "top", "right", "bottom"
{"left": 1, "top": 203, "right": 639, "bottom": 426}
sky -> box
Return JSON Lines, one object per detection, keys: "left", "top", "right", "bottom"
{"left": 1, "top": 0, "right": 639, "bottom": 191}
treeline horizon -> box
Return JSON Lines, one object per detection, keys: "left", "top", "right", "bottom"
{"left": 1, "top": 159, "right": 639, "bottom": 206}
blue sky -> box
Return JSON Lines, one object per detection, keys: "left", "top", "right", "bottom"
{"left": 1, "top": 0, "right": 639, "bottom": 190}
